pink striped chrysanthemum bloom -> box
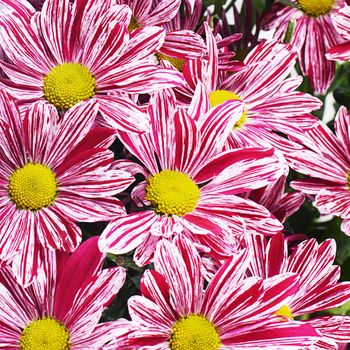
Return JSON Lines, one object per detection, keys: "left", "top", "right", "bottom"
{"left": 246, "top": 233, "right": 350, "bottom": 348}
{"left": 99, "top": 87, "right": 287, "bottom": 266}
{"left": 286, "top": 106, "right": 350, "bottom": 235}
{"left": 0, "top": 0, "right": 185, "bottom": 132}
{"left": 0, "top": 89, "right": 134, "bottom": 287}
{"left": 0, "top": 237, "right": 131, "bottom": 349}
{"left": 177, "top": 24, "right": 322, "bottom": 153}
{"left": 262, "top": 0, "right": 346, "bottom": 95}
{"left": 125, "top": 235, "right": 322, "bottom": 349}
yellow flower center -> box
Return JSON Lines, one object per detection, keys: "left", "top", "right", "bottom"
{"left": 169, "top": 314, "right": 221, "bottom": 350}
{"left": 20, "top": 317, "right": 71, "bottom": 350}
{"left": 8, "top": 163, "right": 58, "bottom": 211}
{"left": 145, "top": 170, "right": 200, "bottom": 217}
{"left": 43, "top": 62, "right": 95, "bottom": 110}
{"left": 298, "top": 0, "right": 334, "bottom": 17}
{"left": 128, "top": 16, "right": 141, "bottom": 31}
{"left": 275, "top": 305, "right": 294, "bottom": 320}
{"left": 209, "top": 90, "right": 247, "bottom": 129}
{"left": 156, "top": 52, "right": 185, "bottom": 71}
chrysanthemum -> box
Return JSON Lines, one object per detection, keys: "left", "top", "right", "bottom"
{"left": 0, "top": 237, "right": 130, "bottom": 349}
{"left": 0, "top": 0, "right": 184, "bottom": 132}
{"left": 246, "top": 233, "right": 350, "bottom": 348}
{"left": 0, "top": 89, "right": 134, "bottom": 286}
{"left": 99, "top": 87, "right": 287, "bottom": 266}
{"left": 286, "top": 106, "right": 350, "bottom": 235}
{"left": 125, "top": 235, "right": 321, "bottom": 349}
{"left": 262, "top": 0, "right": 346, "bottom": 95}
{"left": 177, "top": 24, "right": 322, "bottom": 152}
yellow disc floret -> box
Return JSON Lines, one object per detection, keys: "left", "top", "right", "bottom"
{"left": 20, "top": 317, "right": 71, "bottom": 350}
{"left": 169, "top": 314, "right": 221, "bottom": 350}
{"left": 209, "top": 90, "right": 248, "bottom": 129}
{"left": 156, "top": 52, "right": 185, "bottom": 71}
{"left": 298, "top": 0, "right": 334, "bottom": 17}
{"left": 128, "top": 16, "right": 141, "bottom": 31}
{"left": 43, "top": 62, "right": 95, "bottom": 110}
{"left": 8, "top": 163, "right": 58, "bottom": 211}
{"left": 145, "top": 170, "right": 200, "bottom": 217}
{"left": 275, "top": 304, "right": 294, "bottom": 320}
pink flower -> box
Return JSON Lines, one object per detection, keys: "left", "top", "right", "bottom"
{"left": 125, "top": 235, "right": 321, "bottom": 349}
{"left": 286, "top": 106, "right": 350, "bottom": 235}
{"left": 99, "top": 87, "right": 287, "bottom": 266}
{"left": 247, "top": 233, "right": 350, "bottom": 348}
{"left": 262, "top": 0, "right": 346, "bottom": 95}
{"left": 177, "top": 24, "right": 321, "bottom": 153}
{"left": 0, "top": 237, "right": 130, "bottom": 349}
{"left": 0, "top": 0, "right": 185, "bottom": 132}
{"left": 0, "top": 89, "right": 134, "bottom": 286}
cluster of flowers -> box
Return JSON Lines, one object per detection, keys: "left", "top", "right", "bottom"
{"left": 1, "top": 0, "right": 350, "bottom": 349}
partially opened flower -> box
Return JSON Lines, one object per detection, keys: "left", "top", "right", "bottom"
{"left": 99, "top": 87, "right": 286, "bottom": 266}
{"left": 246, "top": 233, "right": 350, "bottom": 348}
{"left": 126, "top": 235, "right": 321, "bottom": 349}
{"left": 0, "top": 237, "right": 130, "bottom": 349}
{"left": 0, "top": 89, "right": 134, "bottom": 286}
{"left": 286, "top": 106, "right": 350, "bottom": 235}
{"left": 0, "top": 0, "right": 184, "bottom": 132}
{"left": 262, "top": 0, "right": 345, "bottom": 95}
{"left": 177, "top": 25, "right": 321, "bottom": 152}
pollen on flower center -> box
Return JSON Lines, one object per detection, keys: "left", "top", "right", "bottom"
{"left": 145, "top": 170, "right": 200, "bottom": 217}
{"left": 275, "top": 304, "right": 294, "bottom": 320}
{"left": 298, "top": 0, "right": 334, "bottom": 17}
{"left": 43, "top": 62, "right": 95, "bottom": 110}
{"left": 8, "top": 163, "right": 58, "bottom": 211}
{"left": 169, "top": 314, "right": 221, "bottom": 350}
{"left": 209, "top": 90, "right": 247, "bottom": 128}
{"left": 20, "top": 317, "right": 71, "bottom": 350}
{"left": 156, "top": 53, "right": 185, "bottom": 71}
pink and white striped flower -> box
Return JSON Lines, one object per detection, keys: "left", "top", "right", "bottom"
{"left": 0, "top": 237, "right": 130, "bottom": 349}
{"left": 125, "top": 235, "right": 321, "bottom": 349}
{"left": 0, "top": 0, "right": 185, "bottom": 132}
{"left": 99, "top": 88, "right": 286, "bottom": 266}
{"left": 247, "top": 233, "right": 350, "bottom": 348}
{"left": 327, "top": 5, "right": 350, "bottom": 60}
{"left": 0, "top": 89, "right": 134, "bottom": 287}
{"left": 178, "top": 25, "right": 322, "bottom": 152}
{"left": 262, "top": 0, "right": 346, "bottom": 95}
{"left": 286, "top": 106, "right": 350, "bottom": 235}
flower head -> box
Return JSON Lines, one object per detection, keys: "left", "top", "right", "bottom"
{"left": 0, "top": 0, "right": 185, "bottom": 132}
{"left": 0, "top": 237, "right": 130, "bottom": 349}
{"left": 125, "top": 235, "right": 321, "bottom": 349}
{"left": 262, "top": 0, "right": 346, "bottom": 94}
{"left": 0, "top": 89, "right": 134, "bottom": 286}
{"left": 99, "top": 87, "right": 287, "bottom": 266}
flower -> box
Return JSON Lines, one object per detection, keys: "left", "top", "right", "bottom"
{"left": 177, "top": 24, "right": 321, "bottom": 153}
{"left": 246, "top": 233, "right": 350, "bottom": 348}
{"left": 0, "top": 0, "right": 185, "bottom": 132}
{"left": 286, "top": 106, "right": 350, "bottom": 235}
{"left": 0, "top": 89, "right": 134, "bottom": 286}
{"left": 125, "top": 235, "right": 321, "bottom": 349}
{"left": 0, "top": 237, "right": 130, "bottom": 349}
{"left": 99, "top": 87, "right": 287, "bottom": 266}
{"left": 262, "top": 0, "right": 346, "bottom": 95}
